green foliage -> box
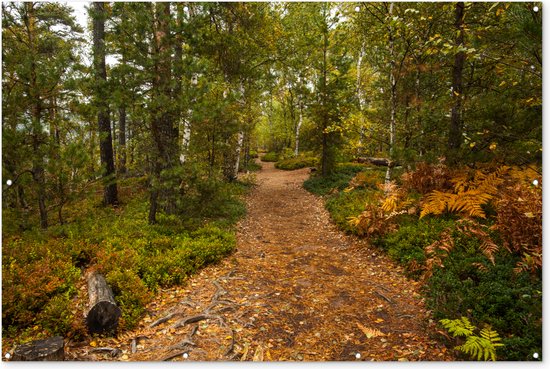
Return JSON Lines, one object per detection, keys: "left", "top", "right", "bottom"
{"left": 373, "top": 218, "right": 454, "bottom": 277}
{"left": 275, "top": 156, "right": 317, "bottom": 170}
{"left": 261, "top": 152, "right": 279, "bottom": 162}
{"left": 440, "top": 317, "right": 503, "bottom": 361}
{"left": 426, "top": 246, "right": 542, "bottom": 360}
{"left": 2, "top": 176, "right": 245, "bottom": 341}
{"left": 325, "top": 189, "right": 376, "bottom": 234}
{"left": 303, "top": 163, "right": 367, "bottom": 196}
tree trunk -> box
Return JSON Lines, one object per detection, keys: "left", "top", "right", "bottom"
{"left": 233, "top": 131, "right": 244, "bottom": 178}
{"left": 12, "top": 336, "right": 64, "bottom": 361}
{"left": 179, "top": 118, "right": 192, "bottom": 165}
{"left": 356, "top": 42, "right": 366, "bottom": 156}
{"left": 149, "top": 2, "right": 178, "bottom": 222}
{"left": 118, "top": 105, "right": 127, "bottom": 174}
{"left": 386, "top": 1, "right": 396, "bottom": 185}
{"left": 321, "top": 6, "right": 331, "bottom": 177}
{"left": 295, "top": 101, "right": 303, "bottom": 157}
{"left": 93, "top": 2, "right": 118, "bottom": 206}
{"left": 448, "top": 1, "right": 466, "bottom": 165}
{"left": 26, "top": 2, "right": 48, "bottom": 228}
{"left": 85, "top": 271, "right": 121, "bottom": 335}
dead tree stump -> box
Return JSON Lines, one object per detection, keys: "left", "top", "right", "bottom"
{"left": 85, "top": 271, "right": 121, "bottom": 334}
{"left": 12, "top": 336, "right": 64, "bottom": 361}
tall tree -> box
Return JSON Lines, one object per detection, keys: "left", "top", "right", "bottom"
{"left": 92, "top": 2, "right": 118, "bottom": 205}
{"left": 447, "top": 2, "right": 466, "bottom": 164}
{"left": 149, "top": 2, "right": 179, "bottom": 223}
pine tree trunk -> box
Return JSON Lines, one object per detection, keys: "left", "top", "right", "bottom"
{"left": 149, "top": 2, "right": 178, "bottom": 222}
{"left": 93, "top": 2, "right": 118, "bottom": 206}
{"left": 448, "top": 1, "right": 466, "bottom": 165}
{"left": 386, "top": 2, "right": 396, "bottom": 185}
{"left": 118, "top": 105, "right": 127, "bottom": 174}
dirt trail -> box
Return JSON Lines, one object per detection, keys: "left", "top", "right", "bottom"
{"left": 70, "top": 161, "right": 451, "bottom": 361}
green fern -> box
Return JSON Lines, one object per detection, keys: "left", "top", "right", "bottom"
{"left": 440, "top": 317, "right": 504, "bottom": 361}
{"left": 440, "top": 316, "right": 475, "bottom": 337}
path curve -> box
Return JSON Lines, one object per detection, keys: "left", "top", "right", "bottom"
{"left": 71, "top": 161, "right": 451, "bottom": 361}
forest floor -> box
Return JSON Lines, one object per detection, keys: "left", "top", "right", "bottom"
{"left": 68, "top": 161, "right": 453, "bottom": 361}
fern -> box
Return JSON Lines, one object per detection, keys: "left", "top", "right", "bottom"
{"left": 440, "top": 317, "right": 475, "bottom": 337}
{"left": 420, "top": 166, "right": 509, "bottom": 219}
{"left": 440, "top": 317, "right": 503, "bottom": 361}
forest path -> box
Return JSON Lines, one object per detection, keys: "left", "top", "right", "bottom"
{"left": 72, "top": 160, "right": 451, "bottom": 361}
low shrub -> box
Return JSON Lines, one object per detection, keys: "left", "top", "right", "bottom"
{"left": 426, "top": 246, "right": 542, "bottom": 360}
{"left": 373, "top": 218, "right": 455, "bottom": 277}
{"left": 275, "top": 156, "right": 318, "bottom": 170}
{"left": 325, "top": 189, "right": 376, "bottom": 234}
{"left": 303, "top": 163, "right": 367, "bottom": 196}
{"left": 3, "top": 176, "right": 246, "bottom": 343}
{"left": 261, "top": 152, "right": 279, "bottom": 162}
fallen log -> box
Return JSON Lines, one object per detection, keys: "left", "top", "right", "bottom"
{"left": 12, "top": 336, "right": 65, "bottom": 361}
{"left": 85, "top": 271, "right": 121, "bottom": 334}
{"left": 356, "top": 157, "right": 398, "bottom": 167}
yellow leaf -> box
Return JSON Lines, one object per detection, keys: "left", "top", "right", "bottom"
{"left": 90, "top": 341, "right": 97, "bottom": 347}
{"left": 121, "top": 354, "right": 129, "bottom": 361}
{"left": 498, "top": 81, "right": 506, "bottom": 87}
{"left": 469, "top": 142, "right": 476, "bottom": 148}
{"left": 375, "top": 318, "right": 385, "bottom": 323}
{"left": 524, "top": 212, "right": 534, "bottom": 218}
{"left": 489, "top": 143, "right": 497, "bottom": 150}
{"left": 225, "top": 335, "right": 233, "bottom": 340}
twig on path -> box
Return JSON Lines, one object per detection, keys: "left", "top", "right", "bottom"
{"left": 149, "top": 311, "right": 184, "bottom": 328}
{"left": 224, "top": 328, "right": 235, "bottom": 357}
{"left": 375, "top": 290, "right": 394, "bottom": 304}
{"left": 170, "top": 314, "right": 216, "bottom": 329}
{"left": 88, "top": 347, "right": 121, "bottom": 357}
{"left": 161, "top": 350, "right": 187, "bottom": 361}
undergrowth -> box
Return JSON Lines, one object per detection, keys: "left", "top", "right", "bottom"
{"left": 305, "top": 161, "right": 542, "bottom": 361}
{"left": 2, "top": 175, "right": 250, "bottom": 345}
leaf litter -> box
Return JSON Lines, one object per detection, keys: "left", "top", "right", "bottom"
{"left": 68, "top": 161, "right": 452, "bottom": 361}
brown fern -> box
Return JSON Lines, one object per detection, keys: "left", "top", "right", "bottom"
{"left": 420, "top": 166, "right": 509, "bottom": 219}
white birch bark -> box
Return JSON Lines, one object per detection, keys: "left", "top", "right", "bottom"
{"left": 233, "top": 131, "right": 244, "bottom": 179}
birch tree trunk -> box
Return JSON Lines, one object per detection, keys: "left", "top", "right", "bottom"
{"left": 179, "top": 117, "right": 192, "bottom": 165}
{"left": 356, "top": 42, "right": 366, "bottom": 155}
{"left": 295, "top": 102, "right": 303, "bottom": 157}
{"left": 233, "top": 131, "right": 244, "bottom": 179}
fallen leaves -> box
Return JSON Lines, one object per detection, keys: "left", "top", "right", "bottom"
{"left": 357, "top": 323, "right": 385, "bottom": 339}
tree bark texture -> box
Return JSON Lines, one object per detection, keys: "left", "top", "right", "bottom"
{"left": 149, "top": 2, "right": 179, "bottom": 222}
{"left": 12, "top": 336, "right": 64, "bottom": 361}
{"left": 448, "top": 2, "right": 466, "bottom": 163}
{"left": 86, "top": 271, "right": 121, "bottom": 334}
{"left": 93, "top": 2, "right": 118, "bottom": 206}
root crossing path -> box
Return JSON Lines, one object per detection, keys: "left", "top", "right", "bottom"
{"left": 71, "top": 161, "right": 452, "bottom": 361}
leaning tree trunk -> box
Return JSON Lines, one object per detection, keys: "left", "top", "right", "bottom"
{"left": 85, "top": 271, "right": 121, "bottom": 334}
{"left": 12, "top": 336, "right": 64, "bottom": 361}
